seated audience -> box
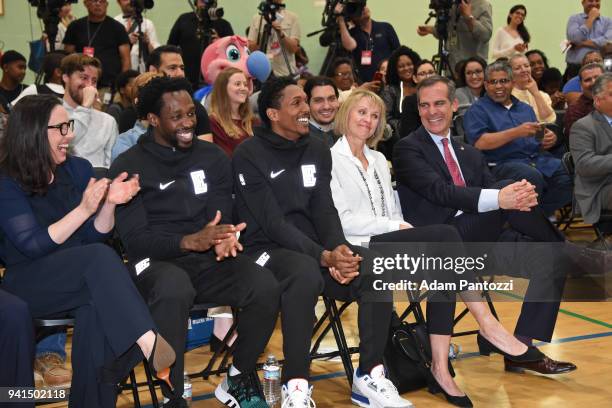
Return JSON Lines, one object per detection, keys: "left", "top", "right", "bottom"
{"left": 106, "top": 69, "right": 139, "bottom": 125}
{"left": 510, "top": 54, "right": 556, "bottom": 123}
{"left": 109, "top": 77, "right": 279, "bottom": 407}
{"left": 564, "top": 63, "right": 605, "bottom": 139}
{"left": 570, "top": 73, "right": 612, "bottom": 224}
{"left": 208, "top": 67, "right": 255, "bottom": 155}
{"left": 0, "top": 51, "right": 28, "bottom": 104}
{"left": 393, "top": 76, "right": 576, "bottom": 379}
{"left": 12, "top": 51, "right": 69, "bottom": 105}
{"left": 464, "top": 61, "right": 572, "bottom": 216}
{"left": 539, "top": 67, "right": 566, "bottom": 110}
{"left": 563, "top": 50, "right": 604, "bottom": 106}
{"left": 0, "top": 94, "right": 175, "bottom": 407}
{"left": 111, "top": 71, "right": 161, "bottom": 162}
{"left": 491, "top": 4, "right": 530, "bottom": 60}
{"left": 61, "top": 54, "right": 118, "bottom": 169}
{"left": 232, "top": 76, "right": 410, "bottom": 407}
{"left": 525, "top": 49, "right": 549, "bottom": 88}
{"left": 399, "top": 60, "right": 436, "bottom": 137}
{"left": 380, "top": 46, "right": 421, "bottom": 142}
{"left": 376, "top": 58, "right": 389, "bottom": 85}
{"left": 455, "top": 56, "right": 487, "bottom": 115}
{"left": 304, "top": 76, "right": 340, "bottom": 147}
{"left": 328, "top": 57, "right": 380, "bottom": 104}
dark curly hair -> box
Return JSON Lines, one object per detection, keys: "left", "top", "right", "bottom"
{"left": 0, "top": 95, "right": 63, "bottom": 194}
{"left": 507, "top": 5, "right": 530, "bottom": 44}
{"left": 525, "top": 49, "right": 549, "bottom": 69}
{"left": 136, "top": 76, "right": 193, "bottom": 119}
{"left": 386, "top": 46, "right": 422, "bottom": 87}
{"left": 257, "top": 76, "right": 297, "bottom": 128}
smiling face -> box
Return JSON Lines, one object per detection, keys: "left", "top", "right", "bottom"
{"left": 414, "top": 63, "right": 436, "bottom": 84}
{"left": 309, "top": 85, "right": 339, "bottom": 126}
{"left": 417, "top": 82, "right": 457, "bottom": 137}
{"left": 47, "top": 105, "right": 74, "bottom": 165}
{"left": 333, "top": 63, "right": 355, "bottom": 91}
{"left": 486, "top": 70, "right": 514, "bottom": 105}
{"left": 509, "top": 7, "right": 526, "bottom": 26}
{"left": 397, "top": 55, "right": 415, "bottom": 83}
{"left": 464, "top": 61, "right": 485, "bottom": 91}
{"left": 158, "top": 52, "right": 186, "bottom": 78}
{"left": 580, "top": 66, "right": 604, "bottom": 98}
{"left": 527, "top": 53, "right": 546, "bottom": 80}
{"left": 268, "top": 85, "right": 310, "bottom": 141}
{"left": 150, "top": 90, "right": 196, "bottom": 149}
{"left": 511, "top": 56, "right": 532, "bottom": 87}
{"left": 227, "top": 72, "right": 249, "bottom": 107}
{"left": 346, "top": 96, "right": 381, "bottom": 144}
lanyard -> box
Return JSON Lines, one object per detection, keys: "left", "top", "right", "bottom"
{"left": 87, "top": 19, "right": 105, "bottom": 47}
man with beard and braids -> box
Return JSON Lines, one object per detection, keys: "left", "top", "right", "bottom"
{"left": 61, "top": 53, "right": 117, "bottom": 169}
{"left": 232, "top": 76, "right": 413, "bottom": 407}
{"left": 304, "top": 76, "right": 340, "bottom": 147}
{"left": 109, "top": 76, "right": 279, "bottom": 408}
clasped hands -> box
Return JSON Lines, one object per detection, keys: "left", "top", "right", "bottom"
{"left": 499, "top": 179, "right": 538, "bottom": 212}
{"left": 321, "top": 244, "right": 363, "bottom": 285}
{"left": 80, "top": 172, "right": 140, "bottom": 215}
{"left": 180, "top": 210, "right": 246, "bottom": 261}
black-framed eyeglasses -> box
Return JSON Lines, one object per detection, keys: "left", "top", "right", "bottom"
{"left": 466, "top": 69, "right": 484, "bottom": 77}
{"left": 47, "top": 120, "right": 74, "bottom": 136}
{"left": 487, "top": 78, "right": 512, "bottom": 86}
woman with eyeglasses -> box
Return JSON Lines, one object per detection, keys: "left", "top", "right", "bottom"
{"left": 399, "top": 60, "right": 436, "bottom": 137}
{"left": 492, "top": 4, "right": 530, "bottom": 60}
{"left": 0, "top": 95, "right": 175, "bottom": 408}
{"left": 455, "top": 57, "right": 487, "bottom": 115}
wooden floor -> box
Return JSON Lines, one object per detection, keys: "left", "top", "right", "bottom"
{"left": 49, "top": 227, "right": 612, "bottom": 407}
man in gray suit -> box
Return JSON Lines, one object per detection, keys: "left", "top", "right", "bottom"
{"left": 570, "top": 72, "right": 612, "bottom": 224}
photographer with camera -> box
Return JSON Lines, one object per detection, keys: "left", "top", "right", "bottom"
{"left": 335, "top": 0, "right": 399, "bottom": 83}
{"left": 247, "top": 0, "right": 301, "bottom": 77}
{"left": 417, "top": 0, "right": 492, "bottom": 73}
{"left": 114, "top": 0, "right": 160, "bottom": 73}
{"left": 168, "top": 0, "right": 234, "bottom": 88}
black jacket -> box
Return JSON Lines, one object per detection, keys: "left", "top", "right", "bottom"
{"left": 392, "top": 126, "right": 506, "bottom": 226}
{"left": 108, "top": 129, "right": 233, "bottom": 262}
{"left": 233, "top": 126, "right": 347, "bottom": 261}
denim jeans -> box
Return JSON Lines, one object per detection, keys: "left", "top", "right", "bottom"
{"left": 36, "top": 332, "right": 67, "bottom": 360}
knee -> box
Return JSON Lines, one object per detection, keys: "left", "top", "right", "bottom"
{"left": 428, "top": 225, "right": 462, "bottom": 242}
{"left": 287, "top": 258, "right": 325, "bottom": 299}
{"left": 148, "top": 264, "right": 196, "bottom": 305}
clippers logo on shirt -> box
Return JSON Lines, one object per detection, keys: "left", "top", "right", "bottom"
{"left": 190, "top": 170, "right": 207, "bottom": 194}
{"left": 134, "top": 258, "right": 150, "bottom": 276}
{"left": 255, "top": 252, "right": 270, "bottom": 267}
{"left": 239, "top": 174, "right": 246, "bottom": 186}
{"left": 301, "top": 164, "right": 317, "bottom": 187}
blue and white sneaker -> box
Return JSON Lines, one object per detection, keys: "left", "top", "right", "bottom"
{"left": 351, "top": 366, "right": 413, "bottom": 408}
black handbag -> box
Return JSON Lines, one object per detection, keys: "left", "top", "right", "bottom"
{"left": 383, "top": 311, "right": 454, "bottom": 393}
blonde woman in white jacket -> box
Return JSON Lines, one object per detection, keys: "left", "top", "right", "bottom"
{"left": 330, "top": 89, "right": 540, "bottom": 407}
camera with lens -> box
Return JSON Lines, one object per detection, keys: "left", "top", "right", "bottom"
{"left": 131, "top": 0, "right": 154, "bottom": 13}
{"left": 202, "top": 0, "right": 224, "bottom": 21}
{"left": 428, "top": 0, "right": 461, "bottom": 12}
{"left": 257, "top": 0, "right": 285, "bottom": 23}
{"left": 340, "top": 0, "right": 366, "bottom": 21}
{"left": 28, "top": 0, "right": 77, "bottom": 20}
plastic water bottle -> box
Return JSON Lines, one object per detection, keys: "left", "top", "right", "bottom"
{"left": 182, "top": 371, "right": 192, "bottom": 406}
{"left": 263, "top": 355, "right": 281, "bottom": 407}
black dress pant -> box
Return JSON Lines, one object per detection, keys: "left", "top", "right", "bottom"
{"left": 450, "top": 208, "right": 566, "bottom": 342}
{"left": 2, "top": 244, "right": 155, "bottom": 408}
{"left": 133, "top": 253, "right": 281, "bottom": 399}
{"left": 0, "top": 289, "right": 35, "bottom": 408}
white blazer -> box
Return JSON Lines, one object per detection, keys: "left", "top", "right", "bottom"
{"left": 330, "top": 136, "right": 405, "bottom": 245}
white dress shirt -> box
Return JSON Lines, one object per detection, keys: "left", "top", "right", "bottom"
{"left": 114, "top": 14, "right": 160, "bottom": 72}
{"left": 330, "top": 136, "right": 406, "bottom": 245}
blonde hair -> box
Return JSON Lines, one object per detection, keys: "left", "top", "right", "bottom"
{"left": 127, "top": 71, "right": 163, "bottom": 104}
{"left": 209, "top": 67, "right": 254, "bottom": 139}
{"left": 334, "top": 89, "right": 386, "bottom": 148}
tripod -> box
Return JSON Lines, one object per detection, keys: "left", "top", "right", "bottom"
{"left": 256, "top": 10, "right": 294, "bottom": 77}
{"left": 129, "top": 10, "right": 149, "bottom": 73}
{"left": 425, "top": 10, "right": 454, "bottom": 76}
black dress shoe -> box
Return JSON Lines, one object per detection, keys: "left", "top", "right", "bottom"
{"left": 504, "top": 356, "right": 577, "bottom": 375}
{"left": 427, "top": 374, "right": 473, "bottom": 407}
{"left": 477, "top": 333, "right": 544, "bottom": 362}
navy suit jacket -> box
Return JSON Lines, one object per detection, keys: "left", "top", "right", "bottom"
{"left": 392, "top": 126, "right": 509, "bottom": 226}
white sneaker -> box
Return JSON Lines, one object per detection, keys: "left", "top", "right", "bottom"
{"left": 281, "top": 383, "right": 316, "bottom": 408}
{"left": 351, "top": 368, "right": 413, "bottom": 408}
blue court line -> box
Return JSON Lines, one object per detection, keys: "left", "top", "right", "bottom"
{"left": 143, "top": 330, "right": 612, "bottom": 407}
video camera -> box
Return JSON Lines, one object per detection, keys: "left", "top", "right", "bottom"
{"left": 202, "top": 0, "right": 224, "bottom": 21}
{"left": 131, "top": 0, "right": 154, "bottom": 13}
{"left": 428, "top": 0, "right": 461, "bottom": 12}
{"left": 27, "top": 0, "right": 77, "bottom": 20}
{"left": 257, "top": 0, "right": 285, "bottom": 23}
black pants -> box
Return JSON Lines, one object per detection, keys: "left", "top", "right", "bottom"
{"left": 0, "top": 289, "right": 35, "bottom": 408}
{"left": 450, "top": 208, "right": 566, "bottom": 342}
{"left": 2, "top": 244, "right": 155, "bottom": 408}
{"left": 133, "top": 253, "right": 280, "bottom": 399}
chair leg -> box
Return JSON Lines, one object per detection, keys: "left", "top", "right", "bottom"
{"left": 128, "top": 369, "right": 142, "bottom": 408}
{"left": 142, "top": 360, "right": 160, "bottom": 408}
{"left": 324, "top": 297, "right": 354, "bottom": 387}
{"left": 197, "top": 312, "right": 238, "bottom": 380}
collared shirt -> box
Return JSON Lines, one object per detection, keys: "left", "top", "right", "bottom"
{"left": 566, "top": 12, "right": 612, "bottom": 64}
{"left": 111, "top": 120, "right": 147, "bottom": 162}
{"left": 426, "top": 130, "right": 499, "bottom": 214}
{"left": 463, "top": 94, "right": 561, "bottom": 177}
{"left": 309, "top": 121, "right": 336, "bottom": 147}
{"left": 605, "top": 114, "right": 612, "bottom": 127}
{"left": 349, "top": 20, "right": 400, "bottom": 83}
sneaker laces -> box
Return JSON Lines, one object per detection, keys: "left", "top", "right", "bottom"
{"left": 369, "top": 376, "right": 400, "bottom": 400}
{"left": 282, "top": 385, "right": 316, "bottom": 408}
{"left": 228, "top": 372, "right": 264, "bottom": 403}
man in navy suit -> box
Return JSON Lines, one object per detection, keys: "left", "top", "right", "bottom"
{"left": 392, "top": 75, "right": 576, "bottom": 375}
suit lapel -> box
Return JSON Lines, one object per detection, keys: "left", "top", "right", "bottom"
{"left": 418, "top": 128, "right": 452, "bottom": 181}
{"left": 593, "top": 111, "right": 612, "bottom": 142}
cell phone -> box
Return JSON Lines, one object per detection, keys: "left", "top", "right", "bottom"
{"left": 373, "top": 72, "right": 384, "bottom": 82}
{"left": 534, "top": 124, "right": 545, "bottom": 142}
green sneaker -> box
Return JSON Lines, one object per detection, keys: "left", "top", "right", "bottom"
{"left": 215, "top": 371, "right": 269, "bottom": 408}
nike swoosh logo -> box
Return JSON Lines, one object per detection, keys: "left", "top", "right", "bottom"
{"left": 159, "top": 180, "right": 176, "bottom": 190}
{"left": 270, "top": 169, "right": 285, "bottom": 179}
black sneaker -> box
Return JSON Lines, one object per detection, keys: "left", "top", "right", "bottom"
{"left": 214, "top": 371, "right": 269, "bottom": 408}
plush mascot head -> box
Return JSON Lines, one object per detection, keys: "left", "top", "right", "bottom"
{"left": 200, "top": 35, "right": 271, "bottom": 94}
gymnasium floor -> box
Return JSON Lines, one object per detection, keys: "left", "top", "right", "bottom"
{"left": 49, "top": 229, "right": 612, "bottom": 407}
